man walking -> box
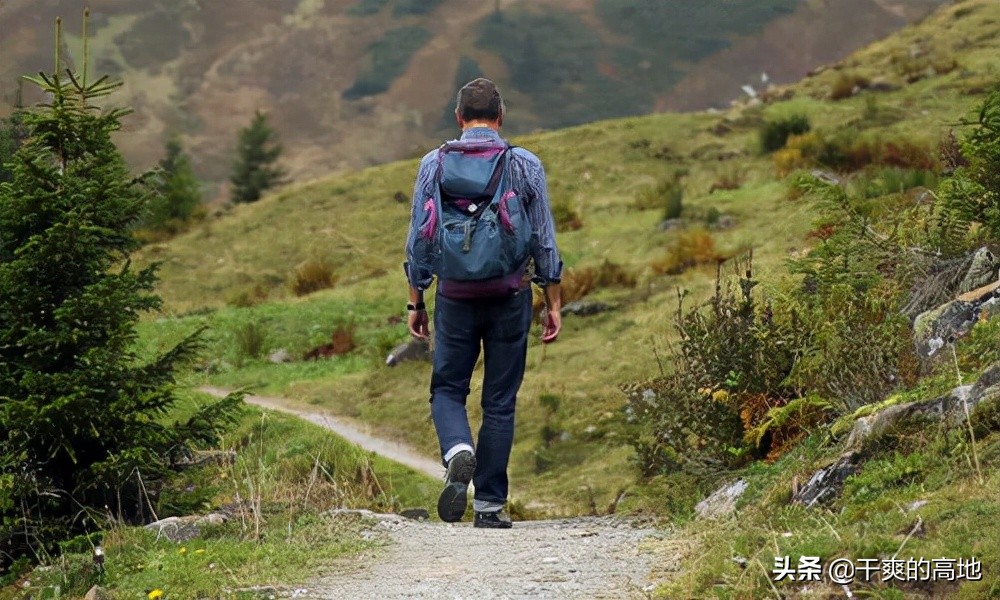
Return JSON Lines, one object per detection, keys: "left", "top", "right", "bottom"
{"left": 404, "top": 78, "right": 562, "bottom": 528}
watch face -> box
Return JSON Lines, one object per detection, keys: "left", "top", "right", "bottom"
{"left": 468, "top": 203, "right": 478, "bottom": 213}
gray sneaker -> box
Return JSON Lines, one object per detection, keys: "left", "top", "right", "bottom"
{"left": 437, "top": 450, "right": 476, "bottom": 522}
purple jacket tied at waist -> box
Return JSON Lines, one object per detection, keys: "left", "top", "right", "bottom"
{"left": 404, "top": 127, "right": 563, "bottom": 297}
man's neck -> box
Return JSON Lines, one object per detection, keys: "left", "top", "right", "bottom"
{"left": 462, "top": 121, "right": 500, "bottom": 132}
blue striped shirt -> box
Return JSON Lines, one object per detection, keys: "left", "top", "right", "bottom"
{"left": 405, "top": 127, "right": 563, "bottom": 291}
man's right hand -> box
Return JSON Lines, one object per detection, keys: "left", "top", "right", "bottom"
{"left": 541, "top": 308, "right": 561, "bottom": 343}
{"left": 408, "top": 309, "right": 430, "bottom": 339}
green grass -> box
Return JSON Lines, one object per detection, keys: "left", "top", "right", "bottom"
{"left": 647, "top": 427, "right": 1000, "bottom": 598}
{"left": 133, "top": 0, "right": 1000, "bottom": 511}
{"left": 3, "top": 395, "right": 437, "bottom": 598}
{"left": 127, "top": 0, "right": 1000, "bottom": 543}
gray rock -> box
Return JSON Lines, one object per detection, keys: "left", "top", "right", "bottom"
{"left": 145, "top": 513, "right": 230, "bottom": 543}
{"left": 399, "top": 508, "right": 430, "bottom": 520}
{"left": 867, "top": 78, "right": 900, "bottom": 92}
{"left": 957, "top": 247, "right": 998, "bottom": 295}
{"left": 657, "top": 218, "right": 685, "bottom": 232}
{"left": 563, "top": 300, "right": 613, "bottom": 317}
{"left": 84, "top": 586, "right": 112, "bottom": 600}
{"left": 792, "top": 453, "right": 862, "bottom": 508}
{"left": 268, "top": 348, "right": 293, "bottom": 364}
{"left": 844, "top": 385, "right": 975, "bottom": 450}
{"left": 695, "top": 479, "right": 748, "bottom": 519}
{"left": 385, "top": 338, "right": 431, "bottom": 366}
{"left": 913, "top": 300, "right": 976, "bottom": 357}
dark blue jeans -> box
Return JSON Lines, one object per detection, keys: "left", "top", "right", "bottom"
{"left": 430, "top": 289, "right": 533, "bottom": 508}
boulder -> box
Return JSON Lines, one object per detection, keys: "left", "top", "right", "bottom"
{"left": 957, "top": 247, "right": 999, "bottom": 295}
{"left": 84, "top": 586, "right": 112, "bottom": 600}
{"left": 913, "top": 300, "right": 977, "bottom": 357}
{"left": 268, "top": 348, "right": 293, "bottom": 364}
{"left": 695, "top": 479, "right": 748, "bottom": 519}
{"left": 792, "top": 452, "right": 862, "bottom": 508}
{"left": 563, "top": 300, "right": 613, "bottom": 317}
{"left": 385, "top": 338, "right": 432, "bottom": 367}
{"left": 145, "top": 512, "right": 229, "bottom": 543}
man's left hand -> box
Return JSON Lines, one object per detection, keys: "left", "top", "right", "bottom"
{"left": 408, "top": 309, "right": 430, "bottom": 339}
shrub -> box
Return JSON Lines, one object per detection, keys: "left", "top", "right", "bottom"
{"left": 626, "top": 257, "right": 808, "bottom": 475}
{"left": 759, "top": 114, "right": 811, "bottom": 153}
{"left": 651, "top": 228, "right": 720, "bottom": 275}
{"left": 708, "top": 164, "right": 745, "bottom": 193}
{"left": 635, "top": 174, "right": 684, "bottom": 218}
{"left": 623, "top": 370, "right": 744, "bottom": 476}
{"left": 234, "top": 321, "right": 269, "bottom": 363}
{"left": 593, "top": 259, "right": 638, "bottom": 288}
{"left": 773, "top": 147, "right": 805, "bottom": 177}
{"left": 226, "top": 282, "right": 272, "bottom": 308}
{"left": 558, "top": 267, "right": 596, "bottom": 304}
{"left": 829, "top": 72, "right": 870, "bottom": 100}
{"left": 551, "top": 198, "right": 583, "bottom": 232}
{"left": 814, "top": 131, "right": 938, "bottom": 172}
{"left": 291, "top": 259, "right": 336, "bottom": 296}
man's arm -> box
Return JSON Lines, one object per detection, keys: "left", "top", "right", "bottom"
{"left": 405, "top": 154, "right": 437, "bottom": 339}
{"left": 541, "top": 282, "right": 561, "bottom": 343}
{"left": 407, "top": 284, "right": 429, "bottom": 339}
{"left": 516, "top": 150, "right": 563, "bottom": 342}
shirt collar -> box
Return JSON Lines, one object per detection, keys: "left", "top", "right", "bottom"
{"left": 459, "top": 127, "right": 503, "bottom": 142}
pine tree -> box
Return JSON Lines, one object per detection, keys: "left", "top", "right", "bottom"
{"left": 0, "top": 84, "right": 27, "bottom": 183}
{"left": 230, "top": 110, "right": 286, "bottom": 203}
{"left": 0, "top": 17, "right": 242, "bottom": 569}
{"left": 141, "top": 134, "right": 202, "bottom": 235}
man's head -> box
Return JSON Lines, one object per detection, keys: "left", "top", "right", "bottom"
{"left": 455, "top": 78, "right": 503, "bottom": 129}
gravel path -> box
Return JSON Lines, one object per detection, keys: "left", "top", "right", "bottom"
{"left": 200, "top": 387, "right": 670, "bottom": 598}
{"left": 296, "top": 513, "right": 665, "bottom": 599}
{"left": 199, "top": 386, "right": 445, "bottom": 479}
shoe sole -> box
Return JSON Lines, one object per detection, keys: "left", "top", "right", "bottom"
{"left": 437, "top": 481, "right": 470, "bottom": 522}
{"left": 437, "top": 453, "right": 476, "bottom": 522}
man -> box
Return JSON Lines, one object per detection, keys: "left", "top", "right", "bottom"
{"left": 404, "top": 78, "right": 562, "bottom": 528}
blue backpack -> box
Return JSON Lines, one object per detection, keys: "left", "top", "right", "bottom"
{"left": 412, "top": 139, "right": 532, "bottom": 282}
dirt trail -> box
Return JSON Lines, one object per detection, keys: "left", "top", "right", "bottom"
{"left": 199, "top": 386, "right": 444, "bottom": 480}
{"left": 299, "top": 514, "right": 665, "bottom": 599}
{"left": 200, "top": 387, "right": 672, "bottom": 598}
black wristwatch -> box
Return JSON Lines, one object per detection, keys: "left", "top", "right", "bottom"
{"left": 407, "top": 301, "right": 426, "bottom": 312}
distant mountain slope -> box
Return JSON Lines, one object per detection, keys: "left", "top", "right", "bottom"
{"left": 0, "top": 0, "right": 945, "bottom": 191}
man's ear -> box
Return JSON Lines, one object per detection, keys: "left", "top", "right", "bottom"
{"left": 455, "top": 109, "right": 463, "bottom": 128}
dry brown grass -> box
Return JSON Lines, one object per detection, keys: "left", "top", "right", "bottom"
{"left": 291, "top": 259, "right": 337, "bottom": 296}
{"left": 651, "top": 228, "right": 723, "bottom": 275}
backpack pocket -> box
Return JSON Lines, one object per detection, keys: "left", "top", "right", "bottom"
{"left": 440, "top": 211, "right": 507, "bottom": 281}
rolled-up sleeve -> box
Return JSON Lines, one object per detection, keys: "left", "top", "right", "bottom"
{"left": 514, "top": 150, "right": 563, "bottom": 286}
{"left": 404, "top": 153, "right": 438, "bottom": 290}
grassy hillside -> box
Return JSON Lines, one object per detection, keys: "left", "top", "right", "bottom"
{"left": 133, "top": 0, "right": 1000, "bottom": 524}
{"left": 0, "top": 0, "right": 945, "bottom": 186}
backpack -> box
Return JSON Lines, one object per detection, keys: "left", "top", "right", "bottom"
{"left": 412, "top": 139, "right": 532, "bottom": 282}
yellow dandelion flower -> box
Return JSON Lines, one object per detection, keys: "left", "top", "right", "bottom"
{"left": 195, "top": 548, "right": 205, "bottom": 554}
{"left": 148, "top": 589, "right": 164, "bottom": 600}
{"left": 178, "top": 547, "right": 187, "bottom": 555}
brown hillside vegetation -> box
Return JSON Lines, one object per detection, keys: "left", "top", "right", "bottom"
{"left": 0, "top": 0, "right": 946, "bottom": 189}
